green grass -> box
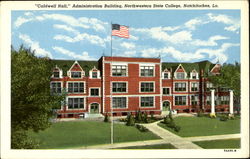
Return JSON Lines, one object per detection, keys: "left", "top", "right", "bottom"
{"left": 28, "top": 121, "right": 160, "bottom": 149}
{"left": 114, "top": 143, "right": 176, "bottom": 149}
{"left": 193, "top": 138, "right": 240, "bottom": 149}
{"left": 158, "top": 116, "right": 240, "bottom": 137}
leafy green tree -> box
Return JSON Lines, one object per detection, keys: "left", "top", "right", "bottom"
{"left": 11, "top": 46, "right": 64, "bottom": 148}
{"left": 208, "top": 62, "right": 241, "bottom": 112}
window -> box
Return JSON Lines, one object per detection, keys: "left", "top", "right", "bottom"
{"left": 68, "top": 82, "right": 84, "bottom": 93}
{"left": 92, "top": 72, "right": 98, "bottom": 78}
{"left": 221, "top": 96, "right": 229, "bottom": 105}
{"left": 141, "top": 82, "right": 154, "bottom": 92}
{"left": 163, "top": 73, "right": 169, "bottom": 79}
{"left": 192, "top": 74, "right": 197, "bottom": 79}
{"left": 141, "top": 97, "right": 154, "bottom": 107}
{"left": 206, "top": 82, "right": 213, "bottom": 91}
{"left": 140, "top": 66, "right": 154, "bottom": 77}
{"left": 90, "top": 88, "right": 99, "bottom": 96}
{"left": 51, "top": 82, "right": 61, "bottom": 94}
{"left": 174, "top": 83, "right": 186, "bottom": 91}
{"left": 163, "top": 88, "right": 170, "bottom": 95}
{"left": 68, "top": 98, "right": 84, "bottom": 109}
{"left": 176, "top": 72, "right": 185, "bottom": 79}
{"left": 112, "top": 82, "right": 127, "bottom": 93}
{"left": 71, "top": 71, "right": 81, "bottom": 78}
{"left": 53, "top": 72, "right": 60, "bottom": 78}
{"left": 112, "top": 65, "right": 127, "bottom": 76}
{"left": 206, "top": 96, "right": 211, "bottom": 105}
{"left": 191, "top": 83, "right": 199, "bottom": 92}
{"left": 175, "top": 96, "right": 186, "bottom": 105}
{"left": 220, "top": 87, "right": 230, "bottom": 92}
{"left": 112, "top": 97, "right": 127, "bottom": 108}
{"left": 191, "top": 95, "right": 199, "bottom": 106}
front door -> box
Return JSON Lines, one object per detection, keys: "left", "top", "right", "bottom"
{"left": 90, "top": 103, "right": 99, "bottom": 114}
{"left": 163, "top": 101, "right": 170, "bottom": 111}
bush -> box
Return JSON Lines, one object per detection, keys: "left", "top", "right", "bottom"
{"left": 197, "top": 110, "right": 204, "bottom": 117}
{"left": 166, "top": 121, "right": 176, "bottom": 128}
{"left": 150, "top": 112, "right": 155, "bottom": 120}
{"left": 126, "top": 114, "right": 135, "bottom": 126}
{"left": 135, "top": 110, "right": 143, "bottom": 123}
{"left": 168, "top": 111, "right": 173, "bottom": 121}
{"left": 143, "top": 113, "right": 148, "bottom": 123}
{"left": 104, "top": 114, "right": 110, "bottom": 122}
{"left": 136, "top": 124, "right": 149, "bottom": 132}
{"left": 174, "top": 125, "right": 181, "bottom": 132}
{"left": 163, "top": 115, "right": 171, "bottom": 124}
{"left": 219, "top": 115, "right": 228, "bottom": 121}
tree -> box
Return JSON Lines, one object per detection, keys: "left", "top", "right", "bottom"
{"left": 208, "top": 62, "right": 241, "bottom": 112}
{"left": 11, "top": 46, "right": 64, "bottom": 148}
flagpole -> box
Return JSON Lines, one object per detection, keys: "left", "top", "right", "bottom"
{"left": 110, "top": 22, "right": 113, "bottom": 144}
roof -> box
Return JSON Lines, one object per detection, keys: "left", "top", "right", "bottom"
{"left": 51, "top": 59, "right": 99, "bottom": 76}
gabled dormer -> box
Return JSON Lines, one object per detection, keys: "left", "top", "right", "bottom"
{"left": 210, "top": 64, "right": 221, "bottom": 75}
{"left": 174, "top": 64, "right": 187, "bottom": 79}
{"left": 89, "top": 66, "right": 101, "bottom": 79}
{"left": 162, "top": 68, "right": 171, "bottom": 79}
{"left": 52, "top": 65, "right": 63, "bottom": 78}
{"left": 67, "top": 61, "right": 85, "bottom": 78}
{"left": 190, "top": 69, "right": 199, "bottom": 79}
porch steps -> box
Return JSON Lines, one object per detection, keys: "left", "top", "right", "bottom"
{"left": 84, "top": 113, "right": 104, "bottom": 118}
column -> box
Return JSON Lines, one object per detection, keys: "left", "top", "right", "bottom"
{"left": 211, "top": 89, "right": 215, "bottom": 114}
{"left": 229, "top": 90, "right": 234, "bottom": 114}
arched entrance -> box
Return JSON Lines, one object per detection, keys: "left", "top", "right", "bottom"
{"left": 162, "top": 101, "right": 171, "bottom": 111}
{"left": 90, "top": 103, "right": 99, "bottom": 114}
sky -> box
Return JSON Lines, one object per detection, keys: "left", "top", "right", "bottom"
{"left": 11, "top": 10, "right": 240, "bottom": 64}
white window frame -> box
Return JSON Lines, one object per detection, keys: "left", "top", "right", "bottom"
{"left": 89, "top": 70, "right": 101, "bottom": 79}
{"left": 111, "top": 96, "right": 128, "bottom": 109}
{"left": 66, "top": 81, "right": 86, "bottom": 93}
{"left": 162, "top": 87, "right": 171, "bottom": 96}
{"left": 173, "top": 95, "right": 188, "bottom": 106}
{"left": 111, "top": 64, "right": 128, "bottom": 77}
{"left": 190, "top": 82, "right": 199, "bottom": 92}
{"left": 111, "top": 81, "right": 128, "bottom": 93}
{"left": 66, "top": 96, "right": 86, "bottom": 110}
{"left": 190, "top": 71, "right": 199, "bottom": 79}
{"left": 190, "top": 94, "right": 199, "bottom": 106}
{"left": 139, "top": 96, "right": 155, "bottom": 108}
{"left": 50, "top": 81, "right": 63, "bottom": 94}
{"left": 173, "top": 82, "right": 188, "bottom": 92}
{"left": 162, "top": 72, "right": 171, "bottom": 79}
{"left": 89, "top": 87, "right": 101, "bottom": 97}
{"left": 139, "top": 64, "right": 156, "bottom": 78}
{"left": 139, "top": 81, "right": 155, "bottom": 93}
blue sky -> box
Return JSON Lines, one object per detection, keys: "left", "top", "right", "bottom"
{"left": 11, "top": 10, "right": 240, "bottom": 64}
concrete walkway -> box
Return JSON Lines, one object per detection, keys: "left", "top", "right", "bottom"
{"left": 141, "top": 121, "right": 202, "bottom": 149}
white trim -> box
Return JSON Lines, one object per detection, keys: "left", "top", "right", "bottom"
{"left": 89, "top": 87, "right": 101, "bottom": 97}
{"left": 139, "top": 81, "right": 155, "bottom": 93}
{"left": 111, "top": 96, "right": 128, "bottom": 109}
{"left": 51, "top": 66, "right": 63, "bottom": 79}
{"left": 111, "top": 81, "right": 128, "bottom": 94}
{"left": 173, "top": 95, "right": 188, "bottom": 106}
{"left": 139, "top": 96, "right": 155, "bottom": 108}
{"left": 67, "top": 61, "right": 85, "bottom": 78}
{"left": 210, "top": 64, "right": 220, "bottom": 73}
{"left": 162, "top": 72, "right": 171, "bottom": 79}
{"left": 173, "top": 81, "right": 188, "bottom": 93}
{"left": 190, "top": 82, "right": 199, "bottom": 92}
{"left": 104, "top": 61, "right": 160, "bottom": 65}
{"left": 89, "top": 102, "right": 100, "bottom": 114}
{"left": 110, "top": 64, "right": 128, "bottom": 77}
{"left": 66, "top": 81, "right": 86, "bottom": 94}
{"left": 50, "top": 81, "right": 63, "bottom": 93}
{"left": 106, "top": 94, "right": 161, "bottom": 97}
{"left": 189, "top": 94, "right": 200, "bottom": 106}
{"left": 162, "top": 87, "right": 172, "bottom": 96}
{"left": 162, "top": 100, "right": 172, "bottom": 110}
{"left": 102, "top": 57, "right": 105, "bottom": 113}
{"left": 160, "top": 62, "right": 162, "bottom": 111}
{"left": 189, "top": 70, "right": 199, "bottom": 79}
{"left": 66, "top": 96, "right": 86, "bottom": 110}
{"left": 89, "top": 66, "right": 101, "bottom": 79}
{"left": 139, "top": 64, "right": 155, "bottom": 77}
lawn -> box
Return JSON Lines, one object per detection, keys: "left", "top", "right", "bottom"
{"left": 193, "top": 138, "right": 240, "bottom": 149}
{"left": 28, "top": 121, "right": 160, "bottom": 149}
{"left": 158, "top": 116, "right": 240, "bottom": 137}
{"left": 114, "top": 144, "right": 176, "bottom": 149}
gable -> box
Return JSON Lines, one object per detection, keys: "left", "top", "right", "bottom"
{"left": 70, "top": 62, "right": 83, "bottom": 72}
{"left": 175, "top": 64, "right": 186, "bottom": 73}
{"left": 210, "top": 64, "right": 221, "bottom": 74}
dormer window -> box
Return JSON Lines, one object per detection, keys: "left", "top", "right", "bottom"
{"left": 53, "top": 71, "right": 60, "bottom": 78}
{"left": 92, "top": 72, "right": 98, "bottom": 78}
{"left": 164, "top": 73, "right": 169, "bottom": 79}
{"left": 192, "top": 74, "right": 197, "bottom": 79}
{"left": 176, "top": 72, "right": 185, "bottom": 79}
{"left": 71, "top": 71, "right": 81, "bottom": 78}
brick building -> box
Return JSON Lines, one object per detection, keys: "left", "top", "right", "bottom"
{"left": 50, "top": 56, "right": 231, "bottom": 118}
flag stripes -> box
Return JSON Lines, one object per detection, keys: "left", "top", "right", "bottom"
{"left": 112, "top": 24, "right": 129, "bottom": 38}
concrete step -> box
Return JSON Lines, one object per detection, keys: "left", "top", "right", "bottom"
{"left": 84, "top": 113, "right": 104, "bottom": 118}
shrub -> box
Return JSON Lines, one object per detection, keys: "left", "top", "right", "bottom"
{"left": 166, "top": 121, "right": 176, "bottom": 128}
{"left": 163, "top": 115, "right": 171, "bottom": 124}
{"left": 104, "top": 114, "right": 110, "bottom": 122}
{"left": 126, "top": 114, "right": 135, "bottom": 126}
{"left": 143, "top": 113, "right": 148, "bottom": 123}
{"left": 219, "top": 115, "right": 228, "bottom": 121}
{"left": 168, "top": 111, "right": 173, "bottom": 121}
{"left": 136, "top": 110, "right": 143, "bottom": 123}
{"left": 174, "top": 125, "right": 181, "bottom": 132}
{"left": 150, "top": 112, "right": 155, "bottom": 120}
{"left": 197, "top": 110, "right": 204, "bottom": 117}
{"left": 136, "top": 124, "right": 149, "bottom": 132}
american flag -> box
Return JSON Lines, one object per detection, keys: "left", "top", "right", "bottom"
{"left": 112, "top": 24, "right": 129, "bottom": 38}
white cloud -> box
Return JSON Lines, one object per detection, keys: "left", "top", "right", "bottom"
{"left": 24, "top": 12, "right": 33, "bottom": 16}
{"left": 123, "top": 51, "right": 137, "bottom": 57}
{"left": 184, "top": 18, "right": 204, "bottom": 30}
{"left": 14, "top": 17, "right": 33, "bottom": 28}
{"left": 120, "top": 42, "right": 135, "bottom": 49}
{"left": 141, "top": 43, "right": 239, "bottom": 63}
{"left": 19, "top": 34, "right": 52, "bottom": 58}
{"left": 169, "top": 31, "right": 192, "bottom": 44}
{"left": 162, "top": 26, "right": 180, "bottom": 31}
{"left": 191, "top": 35, "right": 229, "bottom": 46}
{"left": 54, "top": 33, "right": 106, "bottom": 47}
{"left": 53, "top": 24, "right": 79, "bottom": 35}
{"left": 52, "top": 46, "right": 96, "bottom": 61}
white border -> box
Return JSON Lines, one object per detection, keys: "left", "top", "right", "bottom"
{"left": 111, "top": 96, "right": 128, "bottom": 109}
{"left": 111, "top": 81, "right": 128, "bottom": 93}
{"left": 139, "top": 81, "right": 155, "bottom": 93}
{"left": 89, "top": 87, "right": 101, "bottom": 97}
{"left": 66, "top": 96, "right": 86, "bottom": 110}
{"left": 66, "top": 81, "right": 86, "bottom": 94}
